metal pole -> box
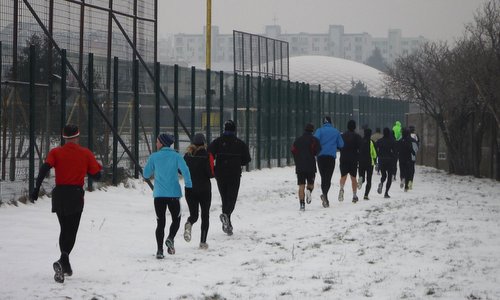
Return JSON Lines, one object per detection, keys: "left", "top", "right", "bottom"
{"left": 245, "top": 75, "right": 250, "bottom": 171}
{"left": 277, "top": 79, "right": 282, "bottom": 167}
{"left": 60, "top": 49, "right": 67, "bottom": 145}
{"left": 113, "top": 57, "right": 118, "bottom": 185}
{"left": 174, "top": 64, "right": 179, "bottom": 150}
{"left": 219, "top": 71, "right": 224, "bottom": 134}
{"left": 267, "top": 78, "right": 271, "bottom": 168}
{"left": 206, "top": 69, "right": 211, "bottom": 142}
{"left": 206, "top": 0, "right": 212, "bottom": 70}
{"left": 0, "top": 41, "right": 2, "bottom": 174}
{"left": 155, "top": 62, "right": 160, "bottom": 148}
{"left": 154, "top": 0, "right": 158, "bottom": 66}
{"left": 10, "top": 0, "right": 18, "bottom": 181}
{"left": 133, "top": 59, "right": 139, "bottom": 179}
{"left": 295, "top": 82, "right": 299, "bottom": 137}
{"left": 257, "top": 76, "right": 261, "bottom": 169}
{"left": 318, "top": 85, "right": 322, "bottom": 128}
{"left": 29, "top": 46, "right": 36, "bottom": 199}
{"left": 286, "top": 80, "right": 291, "bottom": 165}
{"left": 88, "top": 53, "right": 94, "bottom": 191}
{"left": 233, "top": 73, "right": 238, "bottom": 135}
{"left": 191, "top": 66, "right": 196, "bottom": 138}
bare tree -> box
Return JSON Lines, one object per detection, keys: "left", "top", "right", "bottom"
{"left": 466, "top": 0, "right": 500, "bottom": 127}
{"left": 386, "top": 41, "right": 480, "bottom": 175}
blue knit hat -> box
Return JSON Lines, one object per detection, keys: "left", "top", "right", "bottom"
{"left": 158, "top": 133, "right": 174, "bottom": 147}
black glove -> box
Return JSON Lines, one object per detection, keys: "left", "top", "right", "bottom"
{"left": 30, "top": 186, "right": 40, "bottom": 202}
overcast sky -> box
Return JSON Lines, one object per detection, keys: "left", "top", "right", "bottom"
{"left": 158, "top": 0, "right": 488, "bottom": 42}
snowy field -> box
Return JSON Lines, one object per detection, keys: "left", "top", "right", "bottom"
{"left": 0, "top": 165, "right": 499, "bottom": 299}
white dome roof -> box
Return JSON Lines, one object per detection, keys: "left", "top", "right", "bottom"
{"left": 289, "top": 56, "right": 387, "bottom": 97}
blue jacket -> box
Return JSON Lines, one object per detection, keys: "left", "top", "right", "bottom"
{"left": 143, "top": 147, "right": 192, "bottom": 198}
{"left": 314, "top": 123, "right": 344, "bottom": 158}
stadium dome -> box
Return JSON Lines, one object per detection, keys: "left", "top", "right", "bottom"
{"left": 289, "top": 56, "right": 387, "bottom": 97}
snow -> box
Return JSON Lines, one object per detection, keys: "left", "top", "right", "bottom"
{"left": 1, "top": 165, "right": 499, "bottom": 299}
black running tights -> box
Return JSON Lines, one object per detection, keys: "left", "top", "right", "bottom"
{"left": 186, "top": 187, "right": 212, "bottom": 234}
{"left": 154, "top": 197, "right": 181, "bottom": 250}
{"left": 380, "top": 160, "right": 393, "bottom": 193}
{"left": 56, "top": 212, "right": 82, "bottom": 255}
{"left": 216, "top": 177, "right": 241, "bottom": 221}
{"left": 317, "top": 155, "right": 336, "bottom": 196}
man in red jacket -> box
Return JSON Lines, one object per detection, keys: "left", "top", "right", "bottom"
{"left": 31, "top": 124, "right": 102, "bottom": 283}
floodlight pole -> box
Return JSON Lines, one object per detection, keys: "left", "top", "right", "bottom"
{"left": 206, "top": 0, "right": 212, "bottom": 70}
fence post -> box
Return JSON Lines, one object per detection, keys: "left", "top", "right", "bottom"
{"left": 0, "top": 42, "right": 2, "bottom": 176}
{"left": 317, "top": 85, "right": 321, "bottom": 128}
{"left": 219, "top": 71, "right": 224, "bottom": 135}
{"left": 302, "top": 83, "right": 306, "bottom": 127}
{"left": 113, "top": 57, "right": 118, "bottom": 186}
{"left": 191, "top": 66, "right": 195, "bottom": 138}
{"left": 245, "top": 74, "right": 250, "bottom": 171}
{"left": 295, "top": 82, "right": 299, "bottom": 137}
{"left": 206, "top": 69, "right": 211, "bottom": 142}
{"left": 60, "top": 49, "right": 67, "bottom": 145}
{"left": 277, "top": 79, "right": 282, "bottom": 167}
{"left": 29, "top": 45, "right": 35, "bottom": 199}
{"left": 257, "top": 76, "right": 261, "bottom": 170}
{"left": 286, "top": 80, "right": 291, "bottom": 165}
{"left": 155, "top": 62, "right": 161, "bottom": 149}
{"left": 133, "top": 59, "right": 139, "bottom": 179}
{"left": 174, "top": 64, "right": 179, "bottom": 150}
{"left": 267, "top": 78, "right": 272, "bottom": 168}
{"left": 88, "top": 53, "right": 94, "bottom": 190}
{"left": 233, "top": 73, "right": 238, "bottom": 136}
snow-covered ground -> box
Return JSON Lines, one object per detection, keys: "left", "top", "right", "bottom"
{"left": 1, "top": 165, "right": 499, "bottom": 299}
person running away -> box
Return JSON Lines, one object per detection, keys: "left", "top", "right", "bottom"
{"left": 338, "top": 120, "right": 362, "bottom": 203}
{"left": 31, "top": 124, "right": 102, "bottom": 283}
{"left": 375, "top": 128, "right": 397, "bottom": 198}
{"left": 313, "top": 116, "right": 344, "bottom": 208}
{"left": 208, "top": 120, "right": 251, "bottom": 236}
{"left": 291, "top": 123, "right": 321, "bottom": 211}
{"left": 397, "top": 128, "right": 418, "bottom": 192}
{"left": 183, "top": 133, "right": 214, "bottom": 249}
{"left": 143, "top": 134, "right": 192, "bottom": 259}
{"left": 358, "top": 128, "right": 377, "bottom": 200}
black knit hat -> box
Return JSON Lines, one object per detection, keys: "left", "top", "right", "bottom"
{"left": 192, "top": 133, "right": 206, "bottom": 146}
{"left": 347, "top": 120, "right": 356, "bottom": 131}
{"left": 224, "top": 120, "right": 236, "bottom": 132}
{"left": 304, "top": 123, "right": 314, "bottom": 133}
{"left": 62, "top": 124, "right": 80, "bottom": 139}
{"left": 158, "top": 133, "right": 174, "bottom": 147}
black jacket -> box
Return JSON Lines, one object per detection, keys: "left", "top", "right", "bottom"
{"left": 376, "top": 135, "right": 397, "bottom": 164}
{"left": 397, "top": 134, "right": 418, "bottom": 164}
{"left": 208, "top": 133, "right": 251, "bottom": 179}
{"left": 184, "top": 147, "right": 213, "bottom": 191}
{"left": 340, "top": 130, "right": 362, "bottom": 162}
{"left": 359, "top": 137, "right": 375, "bottom": 167}
{"left": 291, "top": 131, "right": 321, "bottom": 173}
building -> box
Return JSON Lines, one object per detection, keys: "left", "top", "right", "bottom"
{"left": 168, "top": 25, "right": 426, "bottom": 71}
{"left": 288, "top": 56, "right": 387, "bottom": 96}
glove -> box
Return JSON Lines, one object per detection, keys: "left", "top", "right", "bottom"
{"left": 30, "top": 186, "right": 40, "bottom": 202}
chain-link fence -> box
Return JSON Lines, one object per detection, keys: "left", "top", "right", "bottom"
{"left": 0, "top": 0, "right": 408, "bottom": 204}
{"left": 0, "top": 40, "right": 409, "bottom": 203}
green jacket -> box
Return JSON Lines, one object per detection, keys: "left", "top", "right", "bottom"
{"left": 369, "top": 140, "right": 377, "bottom": 166}
{"left": 393, "top": 121, "right": 402, "bottom": 141}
